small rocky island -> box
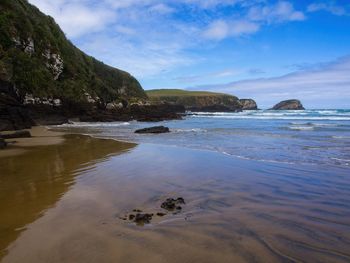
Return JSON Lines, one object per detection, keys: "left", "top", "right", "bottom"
{"left": 271, "top": 99, "right": 305, "bottom": 110}
{"left": 239, "top": 99, "right": 258, "bottom": 110}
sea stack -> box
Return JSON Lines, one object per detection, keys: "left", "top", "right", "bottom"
{"left": 239, "top": 99, "right": 258, "bottom": 110}
{"left": 271, "top": 100, "right": 305, "bottom": 110}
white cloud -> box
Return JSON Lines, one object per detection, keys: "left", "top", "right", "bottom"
{"left": 79, "top": 34, "right": 194, "bottom": 78}
{"left": 180, "top": 0, "right": 242, "bottom": 8}
{"left": 248, "top": 1, "right": 306, "bottom": 23}
{"left": 307, "top": 2, "right": 348, "bottom": 16}
{"left": 188, "top": 56, "right": 350, "bottom": 108}
{"left": 29, "top": 0, "right": 116, "bottom": 38}
{"left": 203, "top": 19, "right": 260, "bottom": 40}
{"left": 174, "top": 69, "right": 241, "bottom": 83}
{"left": 102, "top": 0, "right": 155, "bottom": 9}
{"left": 148, "top": 3, "right": 175, "bottom": 14}
{"left": 203, "top": 20, "right": 230, "bottom": 40}
{"left": 203, "top": 1, "right": 305, "bottom": 41}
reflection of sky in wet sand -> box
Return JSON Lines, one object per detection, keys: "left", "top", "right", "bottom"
{"left": 1, "top": 141, "right": 350, "bottom": 262}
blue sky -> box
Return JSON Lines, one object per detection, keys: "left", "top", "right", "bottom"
{"left": 29, "top": 0, "right": 350, "bottom": 108}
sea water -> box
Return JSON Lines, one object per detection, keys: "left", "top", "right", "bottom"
{"left": 56, "top": 109, "right": 350, "bottom": 167}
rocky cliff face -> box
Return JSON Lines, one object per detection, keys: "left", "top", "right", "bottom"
{"left": 0, "top": 80, "right": 34, "bottom": 131}
{"left": 147, "top": 90, "right": 243, "bottom": 112}
{"left": 271, "top": 100, "right": 305, "bottom": 110}
{"left": 0, "top": 0, "right": 187, "bottom": 131}
{"left": 0, "top": 80, "right": 185, "bottom": 131}
{"left": 176, "top": 95, "right": 242, "bottom": 112}
{"left": 0, "top": 0, "right": 146, "bottom": 107}
{"left": 239, "top": 99, "right": 258, "bottom": 110}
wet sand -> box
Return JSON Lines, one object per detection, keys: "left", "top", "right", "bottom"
{"left": 1, "top": 132, "right": 350, "bottom": 262}
{"left": 0, "top": 127, "right": 66, "bottom": 158}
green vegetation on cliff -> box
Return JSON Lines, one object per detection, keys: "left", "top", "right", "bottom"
{"left": 0, "top": 0, "right": 146, "bottom": 104}
{"left": 146, "top": 89, "right": 242, "bottom": 111}
{"left": 147, "top": 89, "right": 231, "bottom": 97}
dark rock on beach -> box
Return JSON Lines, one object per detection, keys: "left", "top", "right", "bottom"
{"left": 0, "top": 138, "right": 7, "bottom": 149}
{"left": 135, "top": 126, "right": 170, "bottom": 134}
{"left": 0, "top": 130, "right": 31, "bottom": 139}
{"left": 161, "top": 197, "right": 186, "bottom": 211}
{"left": 156, "top": 212, "right": 166, "bottom": 217}
{"left": 239, "top": 99, "right": 258, "bottom": 110}
{"left": 120, "top": 197, "right": 186, "bottom": 225}
{"left": 128, "top": 213, "right": 154, "bottom": 225}
{"left": 271, "top": 99, "right": 305, "bottom": 110}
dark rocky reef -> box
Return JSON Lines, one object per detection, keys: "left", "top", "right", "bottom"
{"left": 75, "top": 104, "right": 184, "bottom": 123}
{"left": 188, "top": 104, "right": 242, "bottom": 112}
{"left": 0, "top": 130, "right": 31, "bottom": 139}
{"left": 271, "top": 100, "right": 305, "bottom": 110}
{"left": 0, "top": 138, "right": 6, "bottom": 149}
{"left": 0, "top": 80, "right": 184, "bottom": 132}
{"left": 135, "top": 126, "right": 170, "bottom": 134}
{"left": 239, "top": 99, "right": 258, "bottom": 110}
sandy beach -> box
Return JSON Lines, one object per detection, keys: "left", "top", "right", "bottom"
{"left": 1, "top": 127, "right": 350, "bottom": 262}
{"left": 0, "top": 127, "right": 66, "bottom": 158}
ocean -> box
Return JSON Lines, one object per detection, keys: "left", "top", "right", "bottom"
{"left": 55, "top": 109, "right": 350, "bottom": 168}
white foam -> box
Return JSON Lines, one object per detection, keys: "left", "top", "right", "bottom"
{"left": 332, "top": 136, "right": 350, "bottom": 139}
{"left": 59, "top": 122, "right": 131, "bottom": 127}
{"left": 288, "top": 126, "right": 314, "bottom": 131}
{"left": 173, "top": 128, "right": 207, "bottom": 133}
{"left": 191, "top": 115, "right": 350, "bottom": 120}
{"left": 189, "top": 109, "right": 350, "bottom": 120}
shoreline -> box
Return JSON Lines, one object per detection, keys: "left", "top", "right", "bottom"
{"left": 0, "top": 126, "right": 66, "bottom": 158}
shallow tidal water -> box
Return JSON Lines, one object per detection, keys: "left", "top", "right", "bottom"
{"left": 55, "top": 109, "right": 350, "bottom": 168}
{"left": 1, "top": 134, "right": 350, "bottom": 262}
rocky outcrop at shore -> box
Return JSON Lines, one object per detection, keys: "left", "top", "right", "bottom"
{"left": 239, "top": 99, "right": 258, "bottom": 110}
{"left": 271, "top": 100, "right": 305, "bottom": 110}
{"left": 0, "top": 80, "right": 184, "bottom": 132}
{"left": 0, "top": 138, "right": 6, "bottom": 149}
{"left": 0, "top": 80, "right": 35, "bottom": 131}
{"left": 0, "top": 130, "right": 31, "bottom": 139}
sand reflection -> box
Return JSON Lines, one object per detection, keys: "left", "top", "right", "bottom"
{"left": 0, "top": 134, "right": 136, "bottom": 259}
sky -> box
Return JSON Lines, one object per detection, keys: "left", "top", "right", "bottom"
{"left": 28, "top": 0, "right": 350, "bottom": 108}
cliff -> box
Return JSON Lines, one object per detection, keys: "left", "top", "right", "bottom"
{"left": 0, "top": 0, "right": 187, "bottom": 131}
{"left": 0, "top": 0, "right": 146, "bottom": 106}
{"left": 146, "top": 89, "right": 243, "bottom": 112}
